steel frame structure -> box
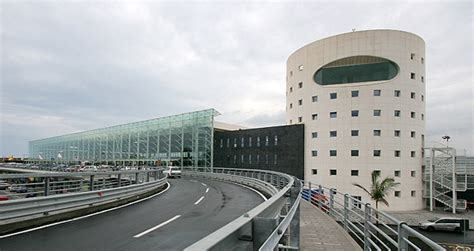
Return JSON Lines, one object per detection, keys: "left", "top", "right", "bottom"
{"left": 28, "top": 109, "right": 219, "bottom": 168}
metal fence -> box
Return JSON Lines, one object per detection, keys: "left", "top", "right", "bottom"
{"left": 301, "top": 181, "right": 445, "bottom": 251}
{"left": 0, "top": 169, "right": 166, "bottom": 221}
{"left": 183, "top": 167, "right": 302, "bottom": 251}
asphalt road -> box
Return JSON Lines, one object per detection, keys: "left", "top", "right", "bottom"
{"left": 415, "top": 228, "right": 474, "bottom": 250}
{"left": 0, "top": 177, "right": 264, "bottom": 251}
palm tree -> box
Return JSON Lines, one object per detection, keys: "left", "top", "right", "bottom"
{"left": 353, "top": 171, "right": 400, "bottom": 209}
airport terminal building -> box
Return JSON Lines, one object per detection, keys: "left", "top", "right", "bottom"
{"left": 28, "top": 29, "right": 472, "bottom": 212}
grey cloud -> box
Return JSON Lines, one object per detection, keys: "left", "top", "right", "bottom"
{"left": 1, "top": 1, "right": 472, "bottom": 156}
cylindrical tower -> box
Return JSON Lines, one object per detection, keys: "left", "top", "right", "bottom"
{"left": 287, "top": 30, "right": 426, "bottom": 211}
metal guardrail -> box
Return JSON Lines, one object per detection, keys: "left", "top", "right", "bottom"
{"left": 183, "top": 167, "right": 302, "bottom": 251}
{"left": 0, "top": 169, "right": 166, "bottom": 221}
{"left": 301, "top": 181, "right": 445, "bottom": 251}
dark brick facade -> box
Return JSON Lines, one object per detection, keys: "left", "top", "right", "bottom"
{"left": 213, "top": 124, "right": 304, "bottom": 179}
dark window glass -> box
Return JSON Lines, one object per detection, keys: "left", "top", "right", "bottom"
{"left": 351, "top": 150, "right": 359, "bottom": 156}
{"left": 312, "top": 150, "right": 318, "bottom": 157}
{"left": 312, "top": 114, "right": 318, "bottom": 120}
{"left": 312, "top": 132, "right": 318, "bottom": 138}
{"left": 394, "top": 110, "right": 401, "bottom": 117}
{"left": 330, "top": 131, "right": 337, "bottom": 137}
{"left": 298, "top": 99, "right": 303, "bottom": 105}
{"left": 394, "top": 130, "right": 401, "bottom": 137}
{"left": 395, "top": 150, "right": 401, "bottom": 157}
{"left": 312, "top": 95, "right": 318, "bottom": 102}
{"left": 351, "top": 170, "right": 359, "bottom": 176}
{"left": 374, "top": 89, "right": 381, "bottom": 96}
{"left": 374, "top": 110, "right": 381, "bottom": 116}
{"left": 330, "top": 150, "right": 337, "bottom": 156}
{"left": 373, "top": 150, "right": 381, "bottom": 157}
{"left": 312, "top": 169, "right": 317, "bottom": 175}
{"left": 373, "top": 130, "right": 381, "bottom": 136}
{"left": 352, "top": 90, "right": 359, "bottom": 97}
{"left": 330, "top": 92, "right": 337, "bottom": 99}
{"left": 298, "top": 82, "right": 303, "bottom": 88}
{"left": 394, "top": 90, "right": 401, "bottom": 97}
{"left": 330, "top": 169, "right": 337, "bottom": 175}
{"left": 351, "top": 130, "right": 359, "bottom": 136}
{"left": 352, "top": 110, "right": 359, "bottom": 117}
{"left": 330, "top": 112, "right": 337, "bottom": 118}
{"left": 411, "top": 73, "right": 416, "bottom": 79}
{"left": 314, "top": 56, "right": 399, "bottom": 85}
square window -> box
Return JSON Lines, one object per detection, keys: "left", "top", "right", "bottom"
{"left": 411, "top": 171, "right": 416, "bottom": 177}
{"left": 394, "top": 90, "right": 401, "bottom": 97}
{"left": 312, "top": 150, "right": 318, "bottom": 157}
{"left": 395, "top": 150, "right": 401, "bottom": 157}
{"left": 298, "top": 65, "right": 304, "bottom": 71}
{"left": 351, "top": 130, "right": 359, "bottom": 136}
{"left": 395, "top": 191, "right": 401, "bottom": 197}
{"left": 411, "top": 112, "right": 416, "bottom": 118}
{"left": 289, "top": 103, "right": 293, "bottom": 109}
{"left": 330, "top": 150, "right": 337, "bottom": 156}
{"left": 411, "top": 92, "right": 416, "bottom": 99}
{"left": 411, "top": 131, "right": 416, "bottom": 138}
{"left": 298, "top": 117, "right": 302, "bottom": 123}
{"left": 351, "top": 110, "right": 359, "bottom": 117}
{"left": 330, "top": 169, "right": 337, "bottom": 176}
{"left": 312, "top": 132, "right": 318, "bottom": 138}
{"left": 298, "top": 82, "right": 303, "bottom": 88}
{"left": 394, "top": 110, "right": 401, "bottom": 117}
{"left": 312, "top": 169, "right": 317, "bottom": 175}
{"left": 373, "top": 150, "right": 381, "bottom": 157}
{"left": 330, "top": 112, "right": 337, "bottom": 118}
{"left": 374, "top": 90, "right": 381, "bottom": 96}
{"left": 411, "top": 73, "right": 416, "bottom": 79}
{"left": 351, "top": 90, "right": 359, "bottom": 97}
{"left": 330, "top": 92, "right": 337, "bottom": 99}
{"left": 373, "top": 110, "right": 381, "bottom": 116}
{"left": 312, "top": 114, "right": 318, "bottom": 120}
{"left": 394, "top": 170, "right": 401, "bottom": 177}
{"left": 312, "top": 95, "right": 318, "bottom": 102}
{"left": 330, "top": 131, "right": 337, "bottom": 137}
{"left": 394, "top": 130, "right": 401, "bottom": 137}
{"left": 373, "top": 170, "right": 381, "bottom": 176}
{"left": 411, "top": 191, "right": 416, "bottom": 197}
{"left": 351, "top": 170, "right": 359, "bottom": 176}
{"left": 298, "top": 99, "right": 303, "bottom": 105}
{"left": 373, "top": 130, "right": 381, "bottom": 136}
{"left": 410, "top": 53, "right": 415, "bottom": 60}
{"left": 411, "top": 151, "right": 416, "bottom": 157}
{"left": 351, "top": 150, "right": 359, "bottom": 157}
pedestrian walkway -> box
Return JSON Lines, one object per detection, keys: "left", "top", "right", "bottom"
{"left": 299, "top": 200, "right": 361, "bottom": 251}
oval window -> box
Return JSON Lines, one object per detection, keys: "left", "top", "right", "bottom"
{"left": 314, "top": 56, "right": 399, "bottom": 85}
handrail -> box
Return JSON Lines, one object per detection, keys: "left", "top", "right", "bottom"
{"left": 301, "top": 181, "right": 445, "bottom": 251}
{"left": 183, "top": 167, "right": 301, "bottom": 251}
{"left": 0, "top": 169, "right": 167, "bottom": 222}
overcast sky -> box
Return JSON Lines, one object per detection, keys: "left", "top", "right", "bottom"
{"left": 0, "top": 0, "right": 472, "bottom": 156}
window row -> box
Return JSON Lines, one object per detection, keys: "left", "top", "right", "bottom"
{"left": 225, "top": 154, "right": 278, "bottom": 165}
{"left": 311, "top": 168, "right": 416, "bottom": 178}
{"left": 219, "top": 136, "right": 278, "bottom": 148}
{"left": 311, "top": 130, "right": 423, "bottom": 139}
{"left": 311, "top": 150, "right": 418, "bottom": 157}
{"left": 290, "top": 110, "right": 424, "bottom": 124}
{"left": 289, "top": 90, "right": 424, "bottom": 102}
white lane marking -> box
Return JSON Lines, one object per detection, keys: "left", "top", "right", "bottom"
{"left": 205, "top": 188, "right": 209, "bottom": 193}
{"left": 189, "top": 180, "right": 198, "bottom": 183}
{"left": 0, "top": 182, "right": 171, "bottom": 239}
{"left": 201, "top": 183, "right": 207, "bottom": 187}
{"left": 232, "top": 182, "right": 268, "bottom": 201}
{"left": 194, "top": 196, "right": 205, "bottom": 205}
{"left": 133, "top": 215, "right": 181, "bottom": 238}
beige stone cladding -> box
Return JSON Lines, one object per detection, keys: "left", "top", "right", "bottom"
{"left": 286, "top": 30, "right": 426, "bottom": 211}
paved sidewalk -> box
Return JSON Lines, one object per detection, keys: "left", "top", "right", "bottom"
{"left": 300, "top": 200, "right": 361, "bottom": 251}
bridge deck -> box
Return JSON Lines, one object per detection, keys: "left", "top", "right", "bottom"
{"left": 300, "top": 200, "right": 361, "bottom": 251}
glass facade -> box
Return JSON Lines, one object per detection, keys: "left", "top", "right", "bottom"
{"left": 314, "top": 56, "right": 398, "bottom": 85}
{"left": 29, "top": 109, "right": 219, "bottom": 168}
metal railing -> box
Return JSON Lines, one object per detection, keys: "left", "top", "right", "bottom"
{"left": 0, "top": 169, "right": 166, "bottom": 221}
{"left": 301, "top": 181, "right": 445, "bottom": 251}
{"left": 183, "top": 167, "right": 302, "bottom": 251}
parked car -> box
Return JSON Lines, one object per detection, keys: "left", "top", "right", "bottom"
{"left": 0, "top": 195, "right": 9, "bottom": 201}
{"left": 0, "top": 182, "right": 10, "bottom": 190}
{"left": 419, "top": 217, "right": 469, "bottom": 233}
{"left": 164, "top": 166, "right": 182, "bottom": 178}
{"left": 302, "top": 188, "right": 329, "bottom": 212}
{"left": 8, "top": 185, "right": 28, "bottom": 193}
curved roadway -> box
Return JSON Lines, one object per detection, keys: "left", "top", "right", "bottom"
{"left": 0, "top": 178, "right": 264, "bottom": 251}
